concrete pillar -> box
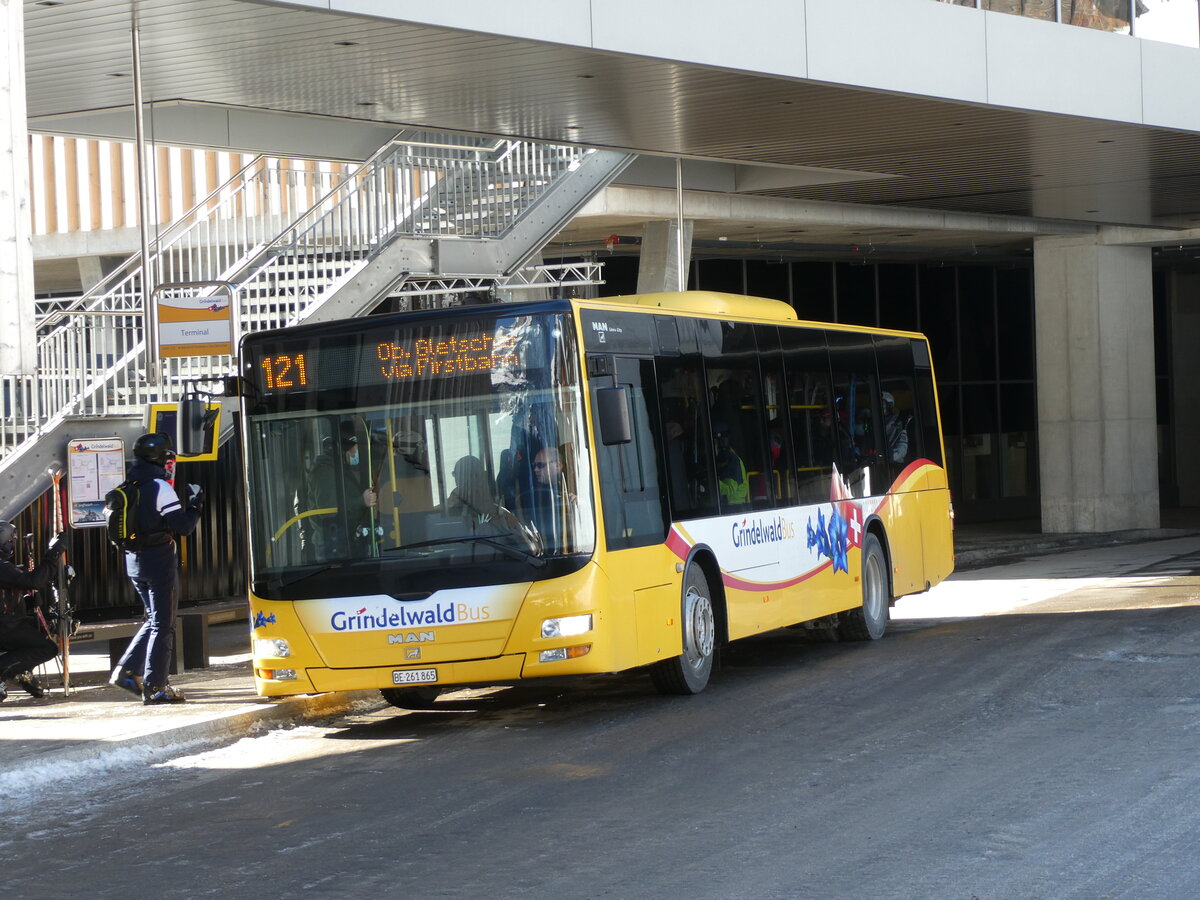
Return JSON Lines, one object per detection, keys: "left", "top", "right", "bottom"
{"left": 77, "top": 256, "right": 107, "bottom": 293}
{"left": 637, "top": 219, "right": 693, "bottom": 294}
{"left": 1, "top": 0, "right": 35, "bottom": 375}
{"left": 1034, "top": 235, "right": 1159, "bottom": 533}
{"left": 1170, "top": 271, "right": 1200, "bottom": 506}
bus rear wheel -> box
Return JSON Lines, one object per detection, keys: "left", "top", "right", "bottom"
{"left": 650, "top": 565, "right": 716, "bottom": 695}
{"left": 380, "top": 686, "right": 442, "bottom": 709}
{"left": 837, "top": 532, "right": 889, "bottom": 641}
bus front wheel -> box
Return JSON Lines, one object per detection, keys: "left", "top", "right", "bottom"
{"left": 650, "top": 565, "right": 716, "bottom": 695}
{"left": 837, "top": 532, "right": 889, "bottom": 641}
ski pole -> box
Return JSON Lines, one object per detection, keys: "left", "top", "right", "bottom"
{"left": 47, "top": 464, "right": 72, "bottom": 697}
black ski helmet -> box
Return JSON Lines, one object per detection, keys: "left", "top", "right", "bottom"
{"left": 133, "top": 432, "right": 175, "bottom": 467}
{"left": 0, "top": 521, "right": 16, "bottom": 562}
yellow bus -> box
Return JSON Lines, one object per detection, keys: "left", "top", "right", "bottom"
{"left": 241, "top": 291, "right": 954, "bottom": 703}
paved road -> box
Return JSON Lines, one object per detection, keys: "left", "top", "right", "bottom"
{"left": 4, "top": 537, "right": 1200, "bottom": 899}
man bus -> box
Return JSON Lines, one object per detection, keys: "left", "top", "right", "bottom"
{"left": 240, "top": 291, "right": 953, "bottom": 705}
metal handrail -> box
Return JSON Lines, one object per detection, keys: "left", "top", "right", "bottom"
{"left": 39, "top": 152, "right": 276, "bottom": 324}
{"left": 1, "top": 131, "right": 598, "bottom": 463}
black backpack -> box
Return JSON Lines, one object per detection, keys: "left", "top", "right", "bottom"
{"left": 104, "top": 479, "right": 144, "bottom": 551}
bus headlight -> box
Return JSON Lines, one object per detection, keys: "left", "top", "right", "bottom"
{"left": 256, "top": 668, "right": 298, "bottom": 681}
{"left": 254, "top": 638, "right": 291, "bottom": 659}
{"left": 541, "top": 614, "right": 592, "bottom": 639}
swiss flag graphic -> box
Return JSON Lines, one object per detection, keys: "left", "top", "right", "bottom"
{"left": 830, "top": 463, "right": 863, "bottom": 549}
{"left": 844, "top": 503, "right": 864, "bottom": 549}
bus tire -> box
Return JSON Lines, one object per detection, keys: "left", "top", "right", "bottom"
{"left": 837, "top": 532, "right": 889, "bottom": 641}
{"left": 380, "top": 686, "right": 442, "bottom": 709}
{"left": 649, "top": 565, "right": 716, "bottom": 695}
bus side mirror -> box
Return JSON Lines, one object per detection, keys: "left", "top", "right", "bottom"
{"left": 178, "top": 391, "right": 218, "bottom": 456}
{"left": 596, "top": 386, "right": 632, "bottom": 445}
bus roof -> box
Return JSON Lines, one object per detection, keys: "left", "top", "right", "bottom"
{"left": 240, "top": 291, "right": 927, "bottom": 352}
{"left": 575, "top": 291, "right": 927, "bottom": 341}
{"left": 592, "top": 291, "right": 797, "bottom": 322}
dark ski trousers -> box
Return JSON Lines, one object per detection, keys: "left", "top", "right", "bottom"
{"left": 117, "top": 542, "right": 179, "bottom": 690}
{"left": 0, "top": 616, "right": 57, "bottom": 680}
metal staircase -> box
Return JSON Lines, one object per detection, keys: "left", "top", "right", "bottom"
{"left": 1, "top": 130, "right": 634, "bottom": 518}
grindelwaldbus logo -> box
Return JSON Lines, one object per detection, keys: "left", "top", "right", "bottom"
{"left": 731, "top": 515, "right": 796, "bottom": 548}
{"left": 330, "top": 602, "right": 491, "bottom": 632}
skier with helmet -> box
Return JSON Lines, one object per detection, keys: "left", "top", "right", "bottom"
{"left": 107, "top": 432, "right": 204, "bottom": 705}
{"left": 0, "top": 521, "right": 65, "bottom": 702}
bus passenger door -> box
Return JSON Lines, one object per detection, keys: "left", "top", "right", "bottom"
{"left": 592, "top": 356, "right": 669, "bottom": 552}
{"left": 590, "top": 355, "right": 676, "bottom": 665}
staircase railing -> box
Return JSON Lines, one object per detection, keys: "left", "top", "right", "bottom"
{"left": 1, "top": 131, "right": 600, "bottom": 461}
{"left": 4, "top": 152, "right": 348, "bottom": 454}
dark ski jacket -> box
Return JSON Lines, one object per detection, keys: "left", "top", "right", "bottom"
{"left": 126, "top": 458, "right": 201, "bottom": 547}
{"left": 0, "top": 557, "right": 55, "bottom": 623}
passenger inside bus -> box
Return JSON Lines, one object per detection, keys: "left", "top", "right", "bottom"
{"left": 529, "top": 445, "right": 577, "bottom": 550}
{"left": 306, "top": 424, "right": 378, "bottom": 560}
{"left": 375, "top": 425, "right": 434, "bottom": 545}
{"left": 447, "top": 455, "right": 500, "bottom": 528}
{"left": 712, "top": 419, "right": 750, "bottom": 510}
{"left": 657, "top": 370, "right": 716, "bottom": 518}
{"left": 496, "top": 410, "right": 549, "bottom": 518}
{"left": 663, "top": 415, "right": 691, "bottom": 513}
{"left": 882, "top": 391, "right": 910, "bottom": 464}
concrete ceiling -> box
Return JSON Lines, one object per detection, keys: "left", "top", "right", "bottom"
{"left": 22, "top": 0, "right": 1200, "bottom": 261}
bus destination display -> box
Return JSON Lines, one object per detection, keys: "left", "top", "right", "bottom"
{"left": 251, "top": 328, "right": 522, "bottom": 393}
{"left": 376, "top": 332, "right": 519, "bottom": 381}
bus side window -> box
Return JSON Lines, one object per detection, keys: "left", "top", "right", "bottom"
{"left": 707, "top": 322, "right": 771, "bottom": 513}
{"left": 755, "top": 325, "right": 795, "bottom": 510}
{"left": 876, "top": 334, "right": 927, "bottom": 482}
{"left": 656, "top": 356, "right": 718, "bottom": 520}
{"left": 911, "top": 338, "right": 944, "bottom": 467}
{"left": 781, "top": 326, "right": 834, "bottom": 504}
{"left": 829, "top": 331, "right": 885, "bottom": 497}
{"left": 593, "top": 358, "right": 669, "bottom": 551}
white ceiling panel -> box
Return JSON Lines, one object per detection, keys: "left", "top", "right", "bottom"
{"left": 22, "top": 0, "right": 1200, "bottom": 259}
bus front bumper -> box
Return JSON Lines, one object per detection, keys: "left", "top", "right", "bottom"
{"left": 258, "top": 653, "right": 529, "bottom": 696}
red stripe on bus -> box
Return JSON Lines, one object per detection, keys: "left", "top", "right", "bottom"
{"left": 721, "top": 559, "right": 834, "bottom": 592}
{"left": 666, "top": 528, "right": 691, "bottom": 560}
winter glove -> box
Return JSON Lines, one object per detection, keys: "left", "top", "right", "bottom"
{"left": 46, "top": 532, "right": 67, "bottom": 557}
{"left": 188, "top": 483, "right": 205, "bottom": 511}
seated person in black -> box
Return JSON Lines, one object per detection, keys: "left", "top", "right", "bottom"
{"left": 0, "top": 522, "right": 64, "bottom": 702}
{"left": 447, "top": 455, "right": 500, "bottom": 528}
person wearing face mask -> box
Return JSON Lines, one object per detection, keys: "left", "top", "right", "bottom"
{"left": 307, "top": 422, "right": 378, "bottom": 559}
{"left": 107, "top": 433, "right": 202, "bottom": 705}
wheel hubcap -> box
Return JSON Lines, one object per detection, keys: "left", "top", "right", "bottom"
{"left": 683, "top": 586, "right": 715, "bottom": 669}
{"left": 863, "top": 551, "right": 884, "bottom": 621}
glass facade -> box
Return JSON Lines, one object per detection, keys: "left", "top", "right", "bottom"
{"left": 935, "top": 0, "right": 1200, "bottom": 47}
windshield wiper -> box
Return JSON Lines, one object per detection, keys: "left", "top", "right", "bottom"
{"left": 267, "top": 563, "right": 341, "bottom": 590}
{"left": 385, "top": 533, "right": 546, "bottom": 568}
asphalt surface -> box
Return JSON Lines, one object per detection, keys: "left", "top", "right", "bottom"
{"left": 2, "top": 522, "right": 1199, "bottom": 897}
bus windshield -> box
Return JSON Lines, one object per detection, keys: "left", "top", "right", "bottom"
{"left": 242, "top": 307, "right": 594, "bottom": 600}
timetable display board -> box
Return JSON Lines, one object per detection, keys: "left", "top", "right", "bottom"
{"left": 66, "top": 437, "right": 126, "bottom": 528}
